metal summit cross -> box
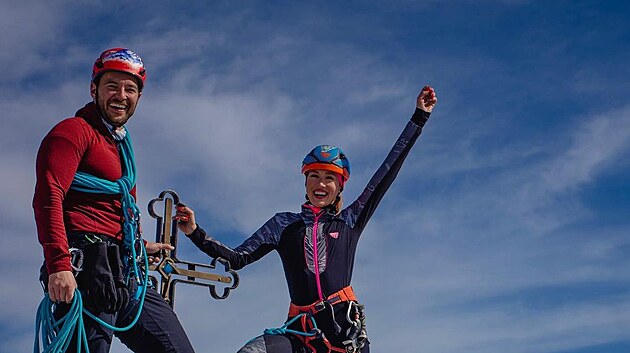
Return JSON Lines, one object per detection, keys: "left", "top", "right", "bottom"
{"left": 147, "top": 190, "right": 239, "bottom": 308}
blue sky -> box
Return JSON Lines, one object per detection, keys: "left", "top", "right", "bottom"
{"left": 2, "top": 1, "right": 629, "bottom": 352}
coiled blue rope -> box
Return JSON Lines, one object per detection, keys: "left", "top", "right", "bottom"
{"left": 33, "top": 249, "right": 149, "bottom": 353}
{"left": 34, "top": 291, "right": 88, "bottom": 353}
{"left": 34, "top": 129, "right": 148, "bottom": 353}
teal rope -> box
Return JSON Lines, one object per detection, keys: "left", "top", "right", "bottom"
{"left": 70, "top": 129, "right": 143, "bottom": 284}
{"left": 70, "top": 128, "right": 147, "bottom": 325}
{"left": 71, "top": 129, "right": 136, "bottom": 193}
{"left": 246, "top": 314, "right": 319, "bottom": 347}
{"left": 33, "top": 245, "right": 148, "bottom": 353}
{"left": 70, "top": 127, "right": 145, "bottom": 297}
{"left": 262, "top": 313, "right": 319, "bottom": 337}
{"left": 70, "top": 129, "right": 139, "bottom": 249}
{"left": 34, "top": 291, "right": 89, "bottom": 353}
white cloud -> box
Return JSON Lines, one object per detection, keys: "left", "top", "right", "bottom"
{"left": 541, "top": 107, "right": 630, "bottom": 192}
{"left": 0, "top": 1, "right": 67, "bottom": 81}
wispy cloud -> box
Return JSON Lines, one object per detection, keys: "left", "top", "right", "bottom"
{"left": 0, "top": 1, "right": 66, "bottom": 82}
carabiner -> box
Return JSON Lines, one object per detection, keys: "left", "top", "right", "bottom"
{"left": 69, "top": 247, "right": 84, "bottom": 275}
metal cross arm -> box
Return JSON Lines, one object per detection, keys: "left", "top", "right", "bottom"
{"left": 147, "top": 190, "right": 239, "bottom": 308}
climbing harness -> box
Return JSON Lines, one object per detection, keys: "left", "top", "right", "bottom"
{"left": 264, "top": 286, "right": 368, "bottom": 353}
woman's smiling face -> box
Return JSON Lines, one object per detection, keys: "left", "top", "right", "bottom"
{"left": 305, "top": 169, "right": 341, "bottom": 208}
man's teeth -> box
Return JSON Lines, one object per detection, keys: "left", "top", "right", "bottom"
{"left": 110, "top": 103, "right": 126, "bottom": 109}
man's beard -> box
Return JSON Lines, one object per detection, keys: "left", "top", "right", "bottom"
{"left": 96, "top": 95, "right": 133, "bottom": 127}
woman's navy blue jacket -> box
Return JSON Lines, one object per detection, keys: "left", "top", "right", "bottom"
{"left": 187, "top": 108, "right": 430, "bottom": 306}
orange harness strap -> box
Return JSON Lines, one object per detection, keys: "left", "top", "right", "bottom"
{"left": 289, "top": 286, "right": 357, "bottom": 317}
{"left": 287, "top": 286, "right": 358, "bottom": 353}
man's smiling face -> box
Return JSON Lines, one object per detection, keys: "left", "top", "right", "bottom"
{"left": 91, "top": 71, "right": 142, "bottom": 127}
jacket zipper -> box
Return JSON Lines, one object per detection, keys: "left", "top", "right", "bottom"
{"left": 311, "top": 210, "right": 324, "bottom": 301}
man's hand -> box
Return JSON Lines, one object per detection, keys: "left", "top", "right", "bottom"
{"left": 417, "top": 85, "right": 437, "bottom": 113}
{"left": 48, "top": 270, "right": 77, "bottom": 303}
{"left": 175, "top": 204, "right": 197, "bottom": 235}
{"left": 145, "top": 241, "right": 175, "bottom": 264}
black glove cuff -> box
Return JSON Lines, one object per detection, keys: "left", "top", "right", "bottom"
{"left": 411, "top": 107, "right": 431, "bottom": 126}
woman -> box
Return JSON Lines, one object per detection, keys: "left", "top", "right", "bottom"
{"left": 176, "top": 85, "right": 437, "bottom": 353}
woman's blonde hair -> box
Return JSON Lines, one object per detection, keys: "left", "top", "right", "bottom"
{"left": 334, "top": 193, "right": 343, "bottom": 214}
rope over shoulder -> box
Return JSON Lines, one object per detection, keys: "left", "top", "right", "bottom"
{"left": 34, "top": 129, "right": 149, "bottom": 353}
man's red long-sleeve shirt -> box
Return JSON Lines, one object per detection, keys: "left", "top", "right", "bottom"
{"left": 33, "top": 102, "right": 136, "bottom": 274}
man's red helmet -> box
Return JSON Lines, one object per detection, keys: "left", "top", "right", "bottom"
{"left": 92, "top": 48, "right": 146, "bottom": 89}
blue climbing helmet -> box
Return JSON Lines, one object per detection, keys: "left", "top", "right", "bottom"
{"left": 302, "top": 145, "right": 351, "bottom": 181}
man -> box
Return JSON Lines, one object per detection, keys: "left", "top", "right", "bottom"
{"left": 33, "top": 48, "right": 195, "bottom": 353}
